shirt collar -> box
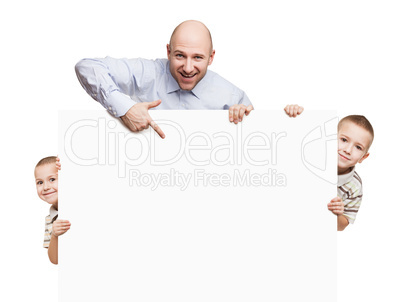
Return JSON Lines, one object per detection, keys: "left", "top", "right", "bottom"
{"left": 338, "top": 166, "right": 355, "bottom": 186}
{"left": 191, "top": 70, "right": 211, "bottom": 99}
{"left": 49, "top": 205, "right": 58, "bottom": 221}
{"left": 167, "top": 69, "right": 180, "bottom": 94}
{"left": 166, "top": 62, "right": 211, "bottom": 99}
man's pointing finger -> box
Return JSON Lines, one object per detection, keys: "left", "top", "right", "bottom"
{"left": 150, "top": 120, "right": 165, "bottom": 139}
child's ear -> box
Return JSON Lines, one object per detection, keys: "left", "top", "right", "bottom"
{"left": 358, "top": 152, "right": 370, "bottom": 163}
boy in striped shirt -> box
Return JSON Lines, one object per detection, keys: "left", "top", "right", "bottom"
{"left": 327, "top": 115, "right": 374, "bottom": 231}
{"left": 35, "top": 156, "right": 71, "bottom": 264}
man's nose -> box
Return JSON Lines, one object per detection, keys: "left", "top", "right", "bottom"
{"left": 183, "top": 58, "right": 194, "bottom": 73}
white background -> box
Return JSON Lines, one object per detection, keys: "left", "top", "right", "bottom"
{"left": 0, "top": 0, "right": 401, "bottom": 301}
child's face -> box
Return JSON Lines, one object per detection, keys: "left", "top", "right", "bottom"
{"left": 338, "top": 121, "right": 372, "bottom": 175}
{"left": 35, "top": 163, "right": 58, "bottom": 208}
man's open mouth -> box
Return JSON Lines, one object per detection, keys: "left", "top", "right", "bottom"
{"left": 180, "top": 72, "right": 196, "bottom": 78}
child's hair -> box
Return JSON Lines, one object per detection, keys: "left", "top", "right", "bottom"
{"left": 338, "top": 115, "right": 374, "bottom": 148}
{"left": 36, "top": 156, "right": 57, "bottom": 168}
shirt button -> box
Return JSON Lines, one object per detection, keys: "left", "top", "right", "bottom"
{"left": 114, "top": 111, "right": 117, "bottom": 116}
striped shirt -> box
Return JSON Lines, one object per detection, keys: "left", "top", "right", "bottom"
{"left": 337, "top": 167, "right": 363, "bottom": 224}
{"left": 43, "top": 206, "right": 58, "bottom": 248}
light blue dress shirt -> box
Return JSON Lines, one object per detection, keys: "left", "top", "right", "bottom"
{"left": 75, "top": 57, "right": 252, "bottom": 117}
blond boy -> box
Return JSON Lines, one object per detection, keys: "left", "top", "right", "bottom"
{"left": 327, "top": 115, "right": 374, "bottom": 231}
{"left": 35, "top": 156, "right": 71, "bottom": 264}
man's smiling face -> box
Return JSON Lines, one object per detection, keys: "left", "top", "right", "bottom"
{"left": 167, "top": 20, "right": 215, "bottom": 91}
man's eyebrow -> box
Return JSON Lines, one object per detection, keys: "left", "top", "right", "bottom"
{"left": 173, "top": 50, "right": 205, "bottom": 57}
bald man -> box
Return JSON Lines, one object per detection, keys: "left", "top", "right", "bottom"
{"left": 75, "top": 20, "right": 253, "bottom": 138}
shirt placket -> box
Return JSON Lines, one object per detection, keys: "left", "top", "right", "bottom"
{"left": 179, "top": 90, "right": 187, "bottom": 109}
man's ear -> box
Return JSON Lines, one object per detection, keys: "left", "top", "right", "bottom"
{"left": 358, "top": 152, "right": 370, "bottom": 163}
{"left": 208, "top": 50, "right": 216, "bottom": 65}
{"left": 166, "top": 44, "right": 171, "bottom": 58}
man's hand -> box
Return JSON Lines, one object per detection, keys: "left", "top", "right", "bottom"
{"left": 284, "top": 104, "right": 304, "bottom": 117}
{"left": 229, "top": 104, "right": 254, "bottom": 124}
{"left": 52, "top": 219, "right": 71, "bottom": 237}
{"left": 121, "top": 100, "right": 165, "bottom": 139}
{"left": 327, "top": 196, "right": 344, "bottom": 215}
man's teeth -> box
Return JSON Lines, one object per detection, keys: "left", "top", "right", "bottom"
{"left": 182, "top": 73, "right": 195, "bottom": 78}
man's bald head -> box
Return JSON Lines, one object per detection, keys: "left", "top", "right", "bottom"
{"left": 169, "top": 20, "right": 213, "bottom": 54}
{"left": 167, "top": 20, "right": 216, "bottom": 91}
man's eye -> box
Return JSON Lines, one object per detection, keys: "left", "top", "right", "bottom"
{"left": 176, "top": 54, "right": 183, "bottom": 58}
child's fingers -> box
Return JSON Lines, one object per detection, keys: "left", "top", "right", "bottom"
{"left": 60, "top": 225, "right": 71, "bottom": 232}
{"left": 285, "top": 106, "right": 295, "bottom": 117}
{"left": 328, "top": 203, "right": 343, "bottom": 209}
{"left": 290, "top": 106, "right": 295, "bottom": 117}
{"left": 56, "top": 156, "right": 61, "bottom": 170}
{"left": 285, "top": 104, "right": 303, "bottom": 117}
{"left": 328, "top": 201, "right": 344, "bottom": 214}
{"left": 53, "top": 222, "right": 71, "bottom": 236}
{"left": 56, "top": 219, "right": 70, "bottom": 223}
{"left": 54, "top": 220, "right": 71, "bottom": 230}
{"left": 59, "top": 223, "right": 71, "bottom": 229}
{"left": 55, "top": 219, "right": 70, "bottom": 225}
{"left": 283, "top": 104, "right": 304, "bottom": 117}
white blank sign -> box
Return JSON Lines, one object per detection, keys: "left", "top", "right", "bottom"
{"left": 59, "top": 110, "right": 337, "bottom": 302}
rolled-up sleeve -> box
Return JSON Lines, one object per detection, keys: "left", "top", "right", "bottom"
{"left": 75, "top": 57, "right": 141, "bottom": 117}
